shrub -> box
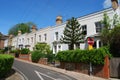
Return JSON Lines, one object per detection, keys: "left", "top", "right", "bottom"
{"left": 21, "top": 48, "right": 30, "bottom": 54}
{"left": 10, "top": 49, "right": 18, "bottom": 53}
{"left": 0, "top": 49, "right": 3, "bottom": 54}
{"left": 46, "top": 51, "right": 55, "bottom": 63}
{"left": 0, "top": 54, "right": 14, "bottom": 77}
{"left": 56, "top": 47, "right": 111, "bottom": 65}
{"left": 109, "top": 26, "right": 120, "bottom": 57}
{"left": 35, "top": 42, "right": 51, "bottom": 54}
{"left": 31, "top": 50, "right": 46, "bottom": 63}
{"left": 12, "top": 49, "right": 21, "bottom": 57}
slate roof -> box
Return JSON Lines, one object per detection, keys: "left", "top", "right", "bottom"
{"left": 0, "top": 32, "right": 9, "bottom": 40}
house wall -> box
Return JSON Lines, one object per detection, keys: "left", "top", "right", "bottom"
{"left": 0, "top": 40, "right": 4, "bottom": 49}
{"left": 4, "top": 8, "right": 117, "bottom": 53}
{"left": 36, "top": 27, "right": 52, "bottom": 48}
{"left": 51, "top": 24, "right": 68, "bottom": 53}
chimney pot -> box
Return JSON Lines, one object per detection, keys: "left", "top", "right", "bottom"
{"left": 56, "top": 16, "right": 62, "bottom": 25}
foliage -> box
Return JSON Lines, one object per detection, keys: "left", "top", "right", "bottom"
{"left": 60, "top": 17, "right": 84, "bottom": 50}
{"left": 0, "top": 49, "right": 4, "bottom": 54}
{"left": 46, "top": 51, "right": 55, "bottom": 63}
{"left": 31, "top": 50, "right": 46, "bottom": 62}
{"left": 10, "top": 49, "right": 18, "bottom": 53}
{"left": 109, "top": 25, "right": 120, "bottom": 57}
{"left": 35, "top": 42, "right": 51, "bottom": 54}
{"left": 56, "top": 47, "right": 111, "bottom": 65}
{"left": 21, "top": 48, "right": 30, "bottom": 54}
{"left": 13, "top": 49, "right": 21, "bottom": 57}
{"left": 0, "top": 47, "right": 9, "bottom": 54}
{"left": 32, "top": 43, "right": 55, "bottom": 63}
{"left": 31, "top": 49, "right": 55, "bottom": 63}
{"left": 100, "top": 12, "right": 120, "bottom": 57}
{"left": 8, "top": 22, "right": 36, "bottom": 36}
{"left": 113, "top": 14, "right": 120, "bottom": 26}
{"left": 101, "top": 12, "right": 111, "bottom": 46}
{"left": 0, "top": 54, "right": 14, "bottom": 77}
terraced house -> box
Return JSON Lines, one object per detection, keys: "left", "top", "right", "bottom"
{"left": 4, "top": 0, "right": 120, "bottom": 54}
{"left": 0, "top": 32, "right": 8, "bottom": 49}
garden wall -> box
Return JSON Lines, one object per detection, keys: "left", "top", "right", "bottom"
{"left": 18, "top": 54, "right": 30, "bottom": 61}
{"left": 60, "top": 56, "right": 109, "bottom": 79}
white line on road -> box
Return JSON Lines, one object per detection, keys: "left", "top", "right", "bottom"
{"left": 35, "top": 70, "right": 44, "bottom": 80}
{"left": 13, "top": 66, "right": 28, "bottom": 80}
{"left": 34, "top": 70, "right": 57, "bottom": 80}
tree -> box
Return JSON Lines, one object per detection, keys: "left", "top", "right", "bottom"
{"left": 100, "top": 12, "right": 111, "bottom": 46}
{"left": 60, "top": 17, "right": 84, "bottom": 50}
{"left": 113, "top": 14, "right": 120, "bottom": 27}
{"left": 8, "top": 22, "right": 36, "bottom": 36}
{"left": 109, "top": 25, "right": 120, "bottom": 57}
{"left": 101, "top": 12, "right": 120, "bottom": 57}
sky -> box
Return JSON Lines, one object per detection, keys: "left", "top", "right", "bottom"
{"left": 0, "top": 0, "right": 113, "bottom": 35}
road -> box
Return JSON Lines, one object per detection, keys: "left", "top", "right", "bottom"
{"left": 13, "top": 60, "right": 76, "bottom": 80}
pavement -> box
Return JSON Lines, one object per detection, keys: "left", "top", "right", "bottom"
{"left": 14, "top": 58, "right": 109, "bottom": 80}
{"left": 5, "top": 72, "right": 24, "bottom": 80}
{"left": 0, "top": 68, "right": 24, "bottom": 80}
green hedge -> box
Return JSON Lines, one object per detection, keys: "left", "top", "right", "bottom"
{"left": 0, "top": 54, "right": 14, "bottom": 77}
{"left": 31, "top": 50, "right": 55, "bottom": 63}
{"left": 10, "top": 49, "right": 18, "bottom": 53}
{"left": 21, "top": 48, "right": 30, "bottom": 54}
{"left": 56, "top": 47, "right": 111, "bottom": 65}
{"left": 31, "top": 50, "right": 46, "bottom": 63}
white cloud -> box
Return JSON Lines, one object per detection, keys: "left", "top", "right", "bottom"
{"left": 103, "top": 0, "right": 112, "bottom": 8}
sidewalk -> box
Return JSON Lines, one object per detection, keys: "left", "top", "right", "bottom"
{"left": 5, "top": 72, "right": 23, "bottom": 80}
{"left": 15, "top": 58, "right": 108, "bottom": 80}
{"left": 0, "top": 69, "right": 24, "bottom": 80}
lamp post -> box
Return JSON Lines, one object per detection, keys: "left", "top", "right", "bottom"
{"left": 87, "top": 37, "right": 94, "bottom": 76}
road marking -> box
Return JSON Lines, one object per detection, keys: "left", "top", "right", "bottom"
{"left": 13, "top": 66, "right": 28, "bottom": 80}
{"left": 35, "top": 70, "right": 44, "bottom": 80}
{"left": 60, "top": 75, "right": 72, "bottom": 80}
{"left": 35, "top": 70, "right": 57, "bottom": 80}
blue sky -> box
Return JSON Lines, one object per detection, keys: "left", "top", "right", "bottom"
{"left": 0, "top": 0, "right": 112, "bottom": 35}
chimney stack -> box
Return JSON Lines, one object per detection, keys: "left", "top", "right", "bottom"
{"left": 18, "top": 30, "right": 22, "bottom": 36}
{"left": 31, "top": 25, "right": 37, "bottom": 32}
{"left": 111, "top": 0, "right": 118, "bottom": 10}
{"left": 56, "top": 16, "right": 62, "bottom": 25}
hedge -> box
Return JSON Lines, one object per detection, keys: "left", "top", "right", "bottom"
{"left": 31, "top": 50, "right": 55, "bottom": 63}
{"left": 31, "top": 50, "right": 46, "bottom": 63}
{"left": 56, "top": 47, "right": 111, "bottom": 65}
{"left": 0, "top": 54, "right": 14, "bottom": 77}
{"left": 21, "top": 48, "right": 30, "bottom": 54}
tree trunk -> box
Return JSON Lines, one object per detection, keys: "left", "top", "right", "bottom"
{"left": 69, "top": 44, "right": 74, "bottom": 50}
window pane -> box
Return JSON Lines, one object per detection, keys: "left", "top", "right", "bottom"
{"left": 44, "top": 34, "right": 47, "bottom": 41}
{"left": 95, "top": 22, "right": 102, "bottom": 33}
{"left": 81, "top": 25, "right": 87, "bottom": 35}
{"left": 39, "top": 35, "right": 41, "bottom": 41}
{"left": 55, "top": 32, "right": 58, "bottom": 40}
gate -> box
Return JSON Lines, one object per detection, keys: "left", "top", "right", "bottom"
{"left": 110, "top": 58, "right": 120, "bottom": 78}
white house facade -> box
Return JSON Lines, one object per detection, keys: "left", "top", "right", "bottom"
{"left": 4, "top": 3, "right": 120, "bottom": 54}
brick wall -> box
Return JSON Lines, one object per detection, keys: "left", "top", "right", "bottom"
{"left": 60, "top": 56, "right": 110, "bottom": 79}
{"left": 0, "top": 40, "right": 4, "bottom": 49}
{"left": 38, "top": 58, "right": 48, "bottom": 65}
{"left": 18, "top": 54, "right": 30, "bottom": 61}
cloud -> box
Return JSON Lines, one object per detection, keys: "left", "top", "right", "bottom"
{"left": 103, "top": 0, "right": 112, "bottom": 8}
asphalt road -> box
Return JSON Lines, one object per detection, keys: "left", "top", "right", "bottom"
{"left": 13, "top": 60, "right": 76, "bottom": 80}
